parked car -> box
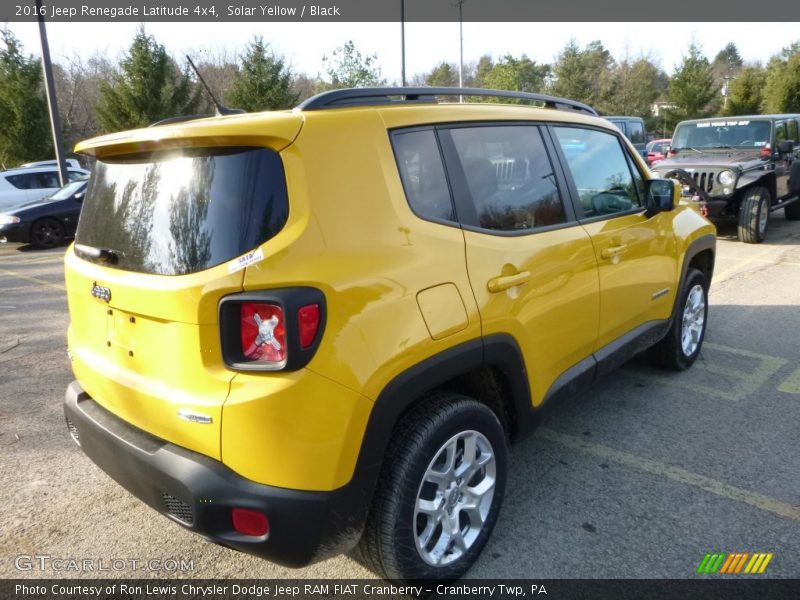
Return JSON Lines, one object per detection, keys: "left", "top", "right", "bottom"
{"left": 652, "top": 114, "right": 800, "bottom": 243}
{"left": 63, "top": 87, "right": 715, "bottom": 582}
{"left": 604, "top": 116, "right": 648, "bottom": 157}
{"left": 0, "top": 166, "right": 90, "bottom": 211}
{"left": 0, "top": 178, "right": 88, "bottom": 248}
{"left": 646, "top": 138, "right": 672, "bottom": 166}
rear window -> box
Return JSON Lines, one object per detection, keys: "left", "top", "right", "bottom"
{"left": 75, "top": 147, "right": 289, "bottom": 276}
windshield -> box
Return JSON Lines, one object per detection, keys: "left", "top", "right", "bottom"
{"left": 48, "top": 180, "right": 87, "bottom": 200}
{"left": 672, "top": 119, "right": 771, "bottom": 150}
{"left": 75, "top": 147, "right": 289, "bottom": 276}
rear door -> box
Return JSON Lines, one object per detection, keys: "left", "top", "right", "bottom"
{"left": 439, "top": 123, "right": 600, "bottom": 406}
{"left": 549, "top": 125, "right": 678, "bottom": 359}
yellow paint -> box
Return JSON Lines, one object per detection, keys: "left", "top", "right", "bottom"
{"left": 758, "top": 553, "right": 773, "bottom": 573}
{"left": 624, "top": 342, "right": 786, "bottom": 402}
{"left": 778, "top": 366, "right": 800, "bottom": 394}
{"left": 0, "top": 268, "right": 65, "bottom": 291}
{"left": 539, "top": 428, "right": 800, "bottom": 522}
{"left": 711, "top": 245, "right": 783, "bottom": 285}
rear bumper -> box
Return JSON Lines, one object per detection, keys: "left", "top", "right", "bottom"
{"left": 63, "top": 380, "right": 365, "bottom": 567}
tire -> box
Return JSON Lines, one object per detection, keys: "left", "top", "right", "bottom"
{"left": 30, "top": 218, "right": 65, "bottom": 249}
{"left": 357, "top": 394, "right": 508, "bottom": 582}
{"left": 649, "top": 268, "right": 708, "bottom": 371}
{"left": 737, "top": 186, "right": 770, "bottom": 243}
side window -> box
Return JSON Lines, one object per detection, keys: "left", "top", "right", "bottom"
{"left": 554, "top": 126, "right": 642, "bottom": 218}
{"left": 392, "top": 129, "right": 455, "bottom": 222}
{"left": 775, "top": 121, "right": 787, "bottom": 144}
{"left": 34, "top": 171, "right": 60, "bottom": 188}
{"left": 787, "top": 119, "right": 799, "bottom": 144}
{"left": 448, "top": 125, "right": 566, "bottom": 232}
{"left": 628, "top": 121, "right": 645, "bottom": 145}
{"left": 5, "top": 173, "right": 36, "bottom": 189}
{"left": 67, "top": 171, "right": 84, "bottom": 182}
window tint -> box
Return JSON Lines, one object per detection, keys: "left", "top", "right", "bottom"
{"left": 628, "top": 121, "right": 645, "bottom": 144}
{"left": 75, "top": 147, "right": 289, "bottom": 276}
{"left": 775, "top": 121, "right": 787, "bottom": 144}
{"left": 34, "top": 171, "right": 60, "bottom": 188}
{"left": 392, "top": 130, "right": 454, "bottom": 222}
{"left": 449, "top": 125, "right": 565, "bottom": 231}
{"left": 6, "top": 173, "right": 36, "bottom": 189}
{"left": 67, "top": 170, "right": 85, "bottom": 182}
{"left": 554, "top": 127, "right": 642, "bottom": 218}
{"left": 788, "top": 119, "right": 799, "bottom": 143}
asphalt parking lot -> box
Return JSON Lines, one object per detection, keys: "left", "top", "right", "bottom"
{"left": 1, "top": 214, "right": 798, "bottom": 580}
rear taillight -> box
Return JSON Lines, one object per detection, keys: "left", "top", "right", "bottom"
{"left": 220, "top": 288, "right": 326, "bottom": 371}
{"left": 240, "top": 303, "right": 286, "bottom": 366}
{"left": 298, "top": 304, "right": 320, "bottom": 349}
{"left": 668, "top": 149, "right": 678, "bottom": 157}
{"left": 760, "top": 144, "right": 772, "bottom": 159}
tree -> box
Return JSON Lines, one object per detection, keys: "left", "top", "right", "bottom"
{"left": 667, "top": 44, "right": 719, "bottom": 124}
{"left": 722, "top": 65, "right": 767, "bottom": 116}
{"left": 551, "top": 40, "right": 614, "bottom": 110}
{"left": 229, "top": 37, "right": 298, "bottom": 111}
{"left": 762, "top": 43, "right": 800, "bottom": 113}
{"left": 318, "top": 41, "right": 384, "bottom": 91}
{"left": 425, "top": 62, "right": 459, "bottom": 87}
{"left": 483, "top": 54, "right": 549, "bottom": 95}
{"left": 96, "top": 26, "right": 201, "bottom": 132}
{"left": 472, "top": 55, "right": 494, "bottom": 88}
{"left": 0, "top": 27, "right": 52, "bottom": 168}
{"left": 604, "top": 56, "right": 665, "bottom": 120}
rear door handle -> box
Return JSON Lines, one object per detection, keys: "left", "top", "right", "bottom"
{"left": 487, "top": 271, "right": 531, "bottom": 293}
{"left": 600, "top": 245, "right": 628, "bottom": 260}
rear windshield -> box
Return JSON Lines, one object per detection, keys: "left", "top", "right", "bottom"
{"left": 75, "top": 147, "right": 288, "bottom": 275}
{"left": 672, "top": 119, "right": 771, "bottom": 150}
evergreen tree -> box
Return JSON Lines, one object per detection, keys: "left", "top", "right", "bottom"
{"left": 425, "top": 62, "right": 459, "bottom": 87}
{"left": 318, "top": 41, "right": 384, "bottom": 91}
{"left": 762, "top": 43, "right": 800, "bottom": 113}
{"left": 229, "top": 37, "right": 298, "bottom": 111}
{"left": 551, "top": 40, "right": 614, "bottom": 111}
{"left": 667, "top": 44, "right": 719, "bottom": 123}
{"left": 723, "top": 65, "right": 766, "bottom": 116}
{"left": 0, "top": 27, "right": 52, "bottom": 168}
{"left": 96, "top": 26, "right": 201, "bottom": 132}
{"left": 472, "top": 55, "right": 494, "bottom": 88}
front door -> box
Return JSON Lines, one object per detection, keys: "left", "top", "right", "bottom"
{"left": 549, "top": 125, "right": 678, "bottom": 353}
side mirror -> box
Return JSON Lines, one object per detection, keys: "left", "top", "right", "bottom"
{"left": 645, "top": 178, "right": 677, "bottom": 217}
{"left": 777, "top": 140, "right": 794, "bottom": 154}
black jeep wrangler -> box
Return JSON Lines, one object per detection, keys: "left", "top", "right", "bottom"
{"left": 652, "top": 114, "right": 800, "bottom": 243}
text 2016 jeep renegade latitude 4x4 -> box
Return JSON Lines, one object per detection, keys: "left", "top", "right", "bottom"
{"left": 64, "top": 88, "right": 715, "bottom": 581}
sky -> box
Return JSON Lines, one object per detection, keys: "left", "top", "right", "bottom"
{"left": 7, "top": 21, "right": 800, "bottom": 82}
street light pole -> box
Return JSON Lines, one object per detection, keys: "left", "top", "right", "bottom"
{"left": 35, "top": 0, "right": 68, "bottom": 186}
{"left": 400, "top": 0, "right": 406, "bottom": 86}
{"left": 456, "top": 0, "right": 464, "bottom": 89}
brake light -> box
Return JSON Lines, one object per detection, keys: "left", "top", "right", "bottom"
{"left": 298, "top": 304, "right": 321, "bottom": 349}
{"left": 760, "top": 144, "right": 771, "bottom": 159}
{"left": 231, "top": 508, "right": 269, "bottom": 537}
{"left": 668, "top": 149, "right": 677, "bottom": 157}
{"left": 240, "top": 303, "right": 286, "bottom": 365}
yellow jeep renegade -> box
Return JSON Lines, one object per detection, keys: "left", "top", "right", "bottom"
{"left": 63, "top": 87, "right": 715, "bottom": 581}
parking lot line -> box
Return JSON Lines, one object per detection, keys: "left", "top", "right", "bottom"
{"left": 539, "top": 428, "right": 800, "bottom": 522}
{"left": 778, "top": 367, "right": 800, "bottom": 395}
{"left": 0, "top": 268, "right": 65, "bottom": 291}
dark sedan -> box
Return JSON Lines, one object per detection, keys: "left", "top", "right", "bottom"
{"left": 0, "top": 179, "right": 87, "bottom": 248}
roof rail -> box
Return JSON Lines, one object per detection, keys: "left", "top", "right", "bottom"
{"left": 297, "top": 87, "right": 598, "bottom": 116}
{"left": 149, "top": 114, "right": 213, "bottom": 127}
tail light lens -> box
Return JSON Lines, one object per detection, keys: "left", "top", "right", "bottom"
{"left": 220, "top": 288, "right": 326, "bottom": 372}
{"left": 231, "top": 508, "right": 269, "bottom": 537}
{"left": 240, "top": 303, "right": 286, "bottom": 366}
{"left": 668, "top": 149, "right": 678, "bottom": 157}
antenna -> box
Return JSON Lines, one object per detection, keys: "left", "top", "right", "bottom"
{"left": 185, "top": 55, "right": 244, "bottom": 116}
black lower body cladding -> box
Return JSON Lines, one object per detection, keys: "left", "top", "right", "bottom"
{"left": 62, "top": 381, "right": 364, "bottom": 567}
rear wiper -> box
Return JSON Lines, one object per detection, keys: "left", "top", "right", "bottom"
{"left": 75, "top": 244, "right": 121, "bottom": 266}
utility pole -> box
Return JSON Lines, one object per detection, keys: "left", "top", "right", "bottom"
{"left": 400, "top": 0, "right": 406, "bottom": 86}
{"left": 36, "top": 0, "right": 68, "bottom": 186}
{"left": 455, "top": 0, "right": 464, "bottom": 88}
